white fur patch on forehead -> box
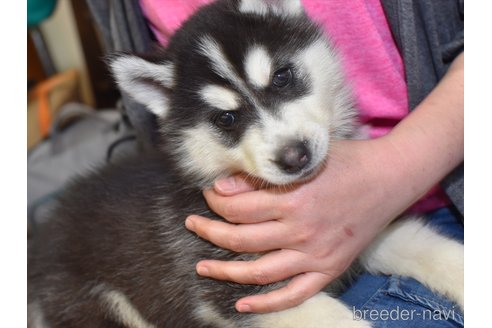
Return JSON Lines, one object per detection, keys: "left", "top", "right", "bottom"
{"left": 200, "top": 85, "right": 240, "bottom": 110}
{"left": 198, "top": 36, "right": 240, "bottom": 86}
{"left": 240, "top": 0, "right": 268, "bottom": 15}
{"left": 239, "top": 0, "right": 303, "bottom": 17}
{"left": 198, "top": 35, "right": 263, "bottom": 110}
{"left": 245, "top": 46, "right": 272, "bottom": 88}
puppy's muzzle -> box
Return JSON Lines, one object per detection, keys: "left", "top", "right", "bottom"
{"left": 275, "top": 141, "right": 311, "bottom": 174}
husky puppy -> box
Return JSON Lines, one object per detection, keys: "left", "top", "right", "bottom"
{"left": 28, "top": 0, "right": 464, "bottom": 327}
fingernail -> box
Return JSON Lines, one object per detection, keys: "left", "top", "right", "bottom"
{"left": 215, "top": 176, "right": 237, "bottom": 193}
{"left": 185, "top": 217, "right": 195, "bottom": 231}
{"left": 236, "top": 304, "right": 251, "bottom": 313}
{"left": 197, "top": 264, "right": 209, "bottom": 276}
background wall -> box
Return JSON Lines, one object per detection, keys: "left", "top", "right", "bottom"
{"left": 38, "top": 0, "right": 95, "bottom": 106}
{"left": 27, "top": 0, "right": 120, "bottom": 148}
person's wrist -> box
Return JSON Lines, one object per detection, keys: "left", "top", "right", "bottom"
{"left": 377, "top": 131, "right": 435, "bottom": 214}
{"left": 326, "top": 138, "right": 405, "bottom": 226}
{"left": 352, "top": 135, "right": 421, "bottom": 220}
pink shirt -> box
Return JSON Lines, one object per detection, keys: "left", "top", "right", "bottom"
{"left": 139, "top": 0, "right": 449, "bottom": 212}
{"left": 140, "top": 0, "right": 214, "bottom": 46}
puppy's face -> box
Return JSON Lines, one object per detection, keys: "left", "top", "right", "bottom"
{"left": 111, "top": 0, "right": 355, "bottom": 185}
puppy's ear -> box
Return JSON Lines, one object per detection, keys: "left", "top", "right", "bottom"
{"left": 109, "top": 53, "right": 175, "bottom": 118}
{"left": 238, "top": 0, "right": 303, "bottom": 17}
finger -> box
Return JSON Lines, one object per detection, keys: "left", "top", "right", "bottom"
{"left": 213, "top": 175, "right": 257, "bottom": 196}
{"left": 196, "top": 249, "right": 311, "bottom": 285}
{"left": 235, "top": 272, "right": 333, "bottom": 313}
{"left": 203, "top": 189, "right": 282, "bottom": 224}
{"left": 185, "top": 215, "right": 289, "bottom": 252}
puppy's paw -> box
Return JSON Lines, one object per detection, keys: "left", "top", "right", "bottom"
{"left": 255, "top": 293, "right": 372, "bottom": 328}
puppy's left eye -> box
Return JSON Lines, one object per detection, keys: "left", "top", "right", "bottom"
{"left": 272, "top": 67, "right": 293, "bottom": 88}
{"left": 215, "top": 111, "right": 238, "bottom": 130}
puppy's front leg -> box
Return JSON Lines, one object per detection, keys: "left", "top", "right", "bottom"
{"left": 360, "top": 218, "right": 464, "bottom": 310}
{"left": 254, "top": 292, "right": 372, "bottom": 328}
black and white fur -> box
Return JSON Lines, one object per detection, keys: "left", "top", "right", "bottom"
{"left": 28, "top": 1, "right": 464, "bottom": 327}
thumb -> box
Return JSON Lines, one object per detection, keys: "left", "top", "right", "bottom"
{"left": 214, "top": 175, "right": 257, "bottom": 196}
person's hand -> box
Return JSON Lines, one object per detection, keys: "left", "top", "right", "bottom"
{"left": 186, "top": 137, "right": 414, "bottom": 313}
{"left": 185, "top": 53, "right": 463, "bottom": 314}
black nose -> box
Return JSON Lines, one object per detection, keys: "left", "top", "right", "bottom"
{"left": 275, "top": 141, "right": 311, "bottom": 174}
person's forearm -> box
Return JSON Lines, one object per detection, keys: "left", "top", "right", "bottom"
{"left": 381, "top": 52, "right": 464, "bottom": 213}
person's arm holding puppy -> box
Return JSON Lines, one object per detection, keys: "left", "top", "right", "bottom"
{"left": 186, "top": 53, "right": 464, "bottom": 313}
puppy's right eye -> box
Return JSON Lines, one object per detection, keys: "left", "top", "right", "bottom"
{"left": 272, "top": 67, "right": 293, "bottom": 88}
{"left": 215, "top": 111, "right": 238, "bottom": 130}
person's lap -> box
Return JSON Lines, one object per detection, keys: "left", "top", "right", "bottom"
{"left": 339, "top": 207, "right": 464, "bottom": 327}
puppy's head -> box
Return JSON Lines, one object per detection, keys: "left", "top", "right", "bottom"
{"left": 110, "top": 0, "right": 356, "bottom": 185}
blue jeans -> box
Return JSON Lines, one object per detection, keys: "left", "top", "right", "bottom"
{"left": 340, "top": 207, "right": 464, "bottom": 327}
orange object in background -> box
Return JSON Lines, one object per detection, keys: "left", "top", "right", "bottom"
{"left": 27, "top": 69, "right": 80, "bottom": 149}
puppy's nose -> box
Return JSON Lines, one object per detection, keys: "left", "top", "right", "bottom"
{"left": 275, "top": 141, "right": 311, "bottom": 174}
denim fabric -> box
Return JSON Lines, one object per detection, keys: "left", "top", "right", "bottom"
{"left": 340, "top": 207, "right": 464, "bottom": 327}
